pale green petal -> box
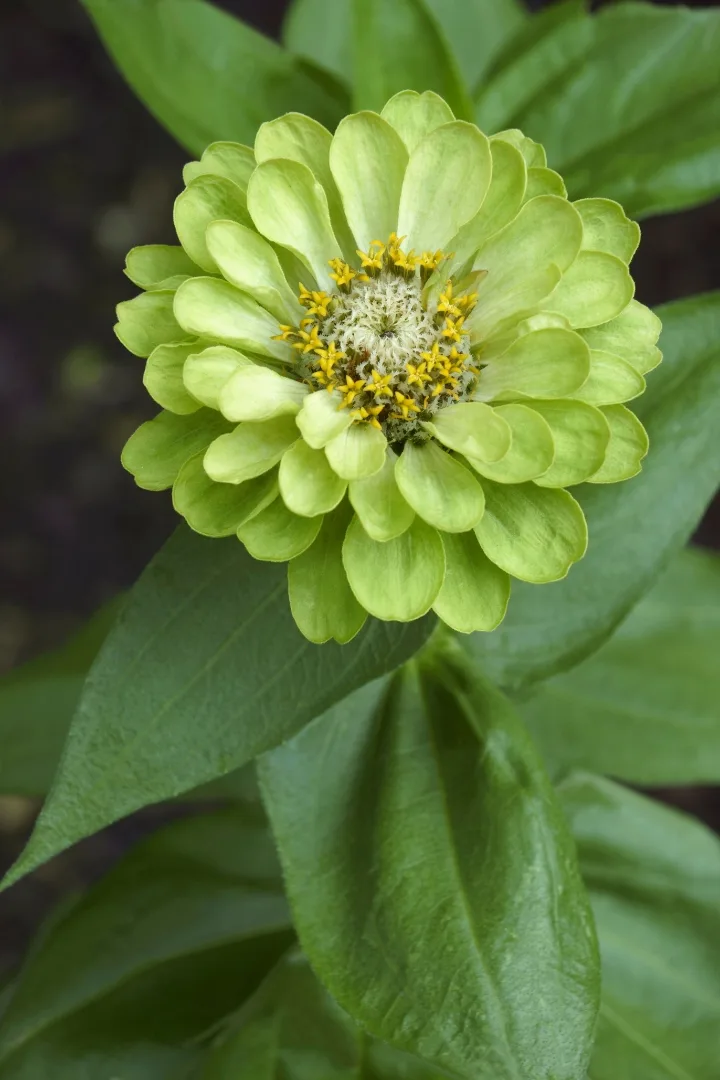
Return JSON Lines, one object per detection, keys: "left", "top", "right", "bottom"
{"left": 183, "top": 345, "right": 252, "bottom": 410}
{"left": 115, "top": 291, "right": 186, "bottom": 358}
{"left": 173, "top": 176, "right": 250, "bottom": 273}
{"left": 121, "top": 410, "right": 231, "bottom": 491}
{"left": 394, "top": 440, "right": 485, "bottom": 533}
{"left": 580, "top": 299, "right": 662, "bottom": 375}
{"left": 205, "top": 220, "right": 304, "bottom": 324}
{"left": 246, "top": 159, "right": 342, "bottom": 292}
{"left": 576, "top": 198, "right": 640, "bottom": 263}
{"left": 173, "top": 278, "right": 292, "bottom": 363}
{"left": 469, "top": 265, "right": 563, "bottom": 344}
{"left": 144, "top": 342, "right": 201, "bottom": 415}
{"left": 329, "top": 112, "right": 408, "bottom": 254}
{"left": 380, "top": 90, "right": 455, "bottom": 154}
{"left": 569, "top": 350, "right": 646, "bottom": 406}
{"left": 220, "top": 366, "right": 308, "bottom": 422}
{"left": 279, "top": 439, "right": 347, "bottom": 517}
{"left": 125, "top": 245, "right": 199, "bottom": 290}
{"left": 289, "top": 504, "right": 367, "bottom": 644}
{"left": 238, "top": 497, "right": 323, "bottom": 563}
{"left": 466, "top": 403, "right": 555, "bottom": 484}
{"left": 475, "top": 481, "right": 587, "bottom": 584}
{"left": 547, "top": 251, "right": 634, "bottom": 329}
{"left": 296, "top": 389, "right": 352, "bottom": 449}
{"left": 474, "top": 327, "right": 590, "bottom": 401}
{"left": 325, "top": 422, "right": 387, "bottom": 480}
{"left": 423, "top": 402, "right": 511, "bottom": 463}
{"left": 529, "top": 400, "right": 610, "bottom": 488}
{"left": 492, "top": 129, "right": 546, "bottom": 168}
{"left": 204, "top": 416, "right": 298, "bottom": 484}
{"left": 255, "top": 113, "right": 355, "bottom": 257}
{"left": 183, "top": 142, "right": 255, "bottom": 193}
{"left": 348, "top": 449, "right": 415, "bottom": 542}
{"left": 343, "top": 516, "right": 445, "bottom": 622}
{"left": 525, "top": 167, "right": 567, "bottom": 200}
{"left": 173, "top": 453, "right": 277, "bottom": 537}
{"left": 587, "top": 405, "right": 649, "bottom": 484}
{"left": 433, "top": 532, "right": 510, "bottom": 633}
{"left": 398, "top": 122, "right": 492, "bottom": 252}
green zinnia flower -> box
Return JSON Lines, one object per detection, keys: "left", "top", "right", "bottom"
{"left": 118, "top": 90, "right": 660, "bottom": 644}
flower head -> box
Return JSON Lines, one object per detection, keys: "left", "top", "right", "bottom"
{"left": 118, "top": 90, "right": 660, "bottom": 643}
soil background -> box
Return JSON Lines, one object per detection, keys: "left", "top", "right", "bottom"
{"left": 1, "top": 0, "right": 719, "bottom": 975}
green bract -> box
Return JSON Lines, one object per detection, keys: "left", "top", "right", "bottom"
{"left": 118, "top": 90, "right": 659, "bottom": 643}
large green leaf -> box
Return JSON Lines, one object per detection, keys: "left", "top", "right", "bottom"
{"left": 351, "top": 0, "right": 473, "bottom": 119}
{"left": 462, "top": 292, "right": 720, "bottom": 693}
{"left": 422, "top": 0, "right": 528, "bottom": 92}
{"left": 2, "top": 527, "right": 434, "bottom": 890}
{"left": 560, "top": 774, "right": 720, "bottom": 1080}
{"left": 282, "top": 0, "right": 352, "bottom": 87}
{"left": 80, "top": 0, "right": 348, "bottom": 156}
{"left": 522, "top": 546, "right": 720, "bottom": 785}
{"left": 260, "top": 638, "right": 599, "bottom": 1080}
{"left": 477, "top": 2, "right": 720, "bottom": 218}
{"left": 0, "top": 806, "right": 293, "bottom": 1078}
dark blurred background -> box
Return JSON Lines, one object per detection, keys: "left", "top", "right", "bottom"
{"left": 0, "top": 0, "right": 719, "bottom": 972}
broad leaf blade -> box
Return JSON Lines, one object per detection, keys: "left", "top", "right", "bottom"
{"left": 560, "top": 774, "right": 720, "bottom": 1080}
{"left": 522, "top": 546, "right": 720, "bottom": 785}
{"left": 282, "top": 0, "right": 352, "bottom": 87}
{"left": 2, "top": 528, "right": 434, "bottom": 889}
{"left": 260, "top": 640, "right": 599, "bottom": 1079}
{"left": 80, "top": 0, "right": 348, "bottom": 156}
{"left": 463, "top": 292, "right": 720, "bottom": 693}
{"left": 422, "top": 0, "right": 528, "bottom": 92}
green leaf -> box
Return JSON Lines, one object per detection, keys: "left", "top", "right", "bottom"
{"left": 260, "top": 638, "right": 599, "bottom": 1079}
{"left": 79, "top": 0, "right": 348, "bottom": 156}
{"left": 282, "top": 0, "right": 352, "bottom": 88}
{"left": 423, "top": 0, "right": 528, "bottom": 93}
{"left": 2, "top": 527, "right": 434, "bottom": 889}
{"left": 0, "top": 805, "right": 293, "bottom": 1078}
{"left": 351, "top": 0, "right": 473, "bottom": 120}
{"left": 522, "top": 546, "right": 720, "bottom": 785}
{"left": 479, "top": 2, "right": 720, "bottom": 218}
{"left": 462, "top": 292, "right": 720, "bottom": 693}
{"left": 560, "top": 774, "right": 720, "bottom": 1080}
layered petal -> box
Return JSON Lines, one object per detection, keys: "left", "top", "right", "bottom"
{"left": 205, "top": 220, "right": 304, "bottom": 324}
{"left": 173, "top": 175, "right": 250, "bottom": 272}
{"left": 394, "top": 440, "right": 485, "bottom": 533}
{"left": 279, "top": 440, "right": 347, "bottom": 517}
{"left": 238, "top": 497, "right": 323, "bottom": 562}
{"left": 219, "top": 366, "right": 308, "bottom": 422}
{"left": 348, "top": 450, "right": 415, "bottom": 542}
{"left": 466, "top": 403, "right": 555, "bottom": 484}
{"left": 529, "top": 400, "right": 611, "bottom": 488}
{"left": 587, "top": 405, "right": 649, "bottom": 484}
{"left": 174, "top": 278, "right": 292, "bottom": 362}
{"left": 381, "top": 90, "right": 455, "bottom": 154}
{"left": 173, "top": 453, "right": 277, "bottom": 537}
{"left": 204, "top": 416, "right": 298, "bottom": 484}
{"left": 433, "top": 532, "right": 510, "bottom": 633}
{"left": 122, "top": 409, "right": 231, "bottom": 491}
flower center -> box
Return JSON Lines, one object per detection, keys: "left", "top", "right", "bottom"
{"left": 276, "top": 234, "right": 481, "bottom": 444}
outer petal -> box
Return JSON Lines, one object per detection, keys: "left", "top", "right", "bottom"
{"left": 329, "top": 112, "right": 408, "bottom": 254}
{"left": 121, "top": 410, "right": 231, "bottom": 491}
{"left": 466, "top": 403, "right": 555, "bottom": 484}
{"left": 289, "top": 503, "right": 367, "bottom": 644}
{"left": 381, "top": 90, "right": 455, "bottom": 154}
{"left": 183, "top": 345, "right": 252, "bottom": 410}
{"left": 173, "top": 176, "right": 250, "bottom": 273}
{"left": 125, "top": 245, "right": 199, "bottom": 290}
{"left": 238, "top": 497, "right": 323, "bottom": 562}
{"left": 219, "top": 366, "right": 308, "bottom": 422}
{"left": 525, "top": 167, "right": 567, "bottom": 200}
{"left": 254, "top": 113, "right": 355, "bottom": 258}
{"left": 433, "top": 532, "right": 510, "bottom": 633}
{"left": 204, "top": 416, "right": 298, "bottom": 484}
{"left": 569, "top": 350, "right": 646, "bottom": 406}
{"left": 475, "top": 481, "right": 588, "bottom": 584}
{"left": 172, "top": 453, "right": 277, "bottom": 537}
{"left": 474, "top": 327, "right": 591, "bottom": 401}
{"left": 183, "top": 142, "right": 255, "bottom": 193}
{"left": 173, "top": 278, "right": 292, "bottom": 363}
{"left": 325, "top": 423, "right": 387, "bottom": 481}
{"left": 469, "top": 265, "right": 563, "bottom": 344}
{"left": 587, "top": 405, "right": 649, "bottom": 484}
{"left": 348, "top": 449, "right": 415, "bottom": 542}
{"left": 144, "top": 341, "right": 201, "bottom": 415}
{"left": 296, "top": 389, "right": 352, "bottom": 449}
{"left": 575, "top": 198, "right": 640, "bottom": 263}
{"left": 493, "top": 129, "right": 546, "bottom": 168}
{"left": 580, "top": 300, "right": 662, "bottom": 375}
{"left": 115, "top": 291, "right": 186, "bottom": 358}
{"left": 206, "top": 220, "right": 304, "bottom": 324}
{"left": 394, "top": 440, "right": 485, "bottom": 533}
{"left": 528, "top": 401, "right": 610, "bottom": 488}
{"left": 398, "top": 122, "right": 492, "bottom": 252}
{"left": 423, "top": 402, "right": 511, "bottom": 463}
{"left": 246, "top": 159, "right": 342, "bottom": 292}
{"left": 279, "top": 440, "right": 347, "bottom": 517}
{"left": 343, "top": 516, "right": 445, "bottom": 622}
{"left": 547, "top": 251, "right": 634, "bottom": 329}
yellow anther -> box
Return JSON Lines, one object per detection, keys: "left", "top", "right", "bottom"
{"left": 368, "top": 369, "right": 393, "bottom": 396}
{"left": 406, "top": 361, "right": 431, "bottom": 387}
{"left": 419, "top": 249, "right": 446, "bottom": 272}
{"left": 393, "top": 391, "right": 421, "bottom": 419}
{"left": 438, "top": 283, "right": 462, "bottom": 319}
{"left": 273, "top": 324, "right": 297, "bottom": 343}
{"left": 420, "top": 342, "right": 444, "bottom": 371}
{"left": 441, "top": 316, "right": 466, "bottom": 342}
{"left": 357, "top": 246, "right": 385, "bottom": 273}
{"left": 457, "top": 291, "right": 479, "bottom": 313}
{"left": 292, "top": 325, "right": 325, "bottom": 354}
{"left": 299, "top": 288, "right": 333, "bottom": 318}
{"left": 337, "top": 375, "right": 366, "bottom": 407}
{"left": 329, "top": 258, "right": 356, "bottom": 289}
